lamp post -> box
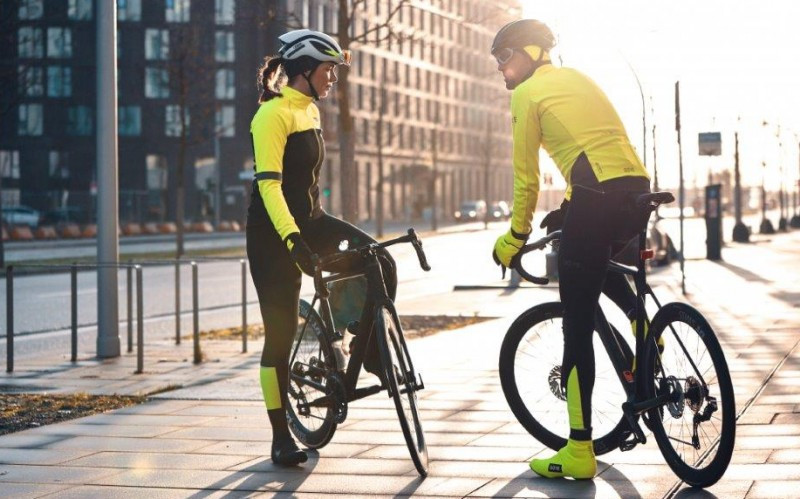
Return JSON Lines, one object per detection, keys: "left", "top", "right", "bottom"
{"left": 792, "top": 138, "right": 800, "bottom": 228}
{"left": 732, "top": 132, "right": 749, "bottom": 242}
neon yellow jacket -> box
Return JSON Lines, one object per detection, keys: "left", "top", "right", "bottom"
{"left": 250, "top": 86, "right": 324, "bottom": 241}
{"left": 509, "top": 63, "right": 649, "bottom": 236}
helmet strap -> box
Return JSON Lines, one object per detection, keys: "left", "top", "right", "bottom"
{"left": 302, "top": 70, "right": 320, "bottom": 101}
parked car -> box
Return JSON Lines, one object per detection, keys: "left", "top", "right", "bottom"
{"left": 1, "top": 205, "right": 41, "bottom": 228}
{"left": 488, "top": 200, "right": 511, "bottom": 221}
{"left": 42, "top": 207, "right": 89, "bottom": 226}
{"left": 454, "top": 200, "right": 487, "bottom": 223}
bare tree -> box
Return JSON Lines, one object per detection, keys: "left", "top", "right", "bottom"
{"left": 155, "top": 23, "right": 228, "bottom": 257}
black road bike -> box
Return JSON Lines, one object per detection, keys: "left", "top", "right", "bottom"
{"left": 499, "top": 192, "right": 736, "bottom": 488}
{"left": 286, "top": 229, "right": 431, "bottom": 477}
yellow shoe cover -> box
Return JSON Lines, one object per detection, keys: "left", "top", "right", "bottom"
{"left": 530, "top": 439, "right": 597, "bottom": 479}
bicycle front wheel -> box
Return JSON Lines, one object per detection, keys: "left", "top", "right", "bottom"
{"left": 499, "top": 302, "right": 631, "bottom": 455}
{"left": 286, "top": 299, "right": 339, "bottom": 449}
{"left": 643, "top": 302, "right": 735, "bottom": 488}
{"left": 375, "top": 306, "right": 428, "bottom": 477}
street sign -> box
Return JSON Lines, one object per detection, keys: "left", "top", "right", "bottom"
{"left": 699, "top": 132, "right": 722, "bottom": 156}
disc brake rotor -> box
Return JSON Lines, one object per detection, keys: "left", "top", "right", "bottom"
{"left": 548, "top": 365, "right": 566, "bottom": 401}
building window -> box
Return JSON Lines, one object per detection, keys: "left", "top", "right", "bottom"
{"left": 166, "top": 0, "right": 191, "bottom": 22}
{"left": 47, "top": 66, "right": 72, "bottom": 97}
{"left": 119, "top": 106, "right": 141, "bottom": 136}
{"left": 67, "top": 106, "right": 93, "bottom": 135}
{"left": 215, "top": 32, "right": 235, "bottom": 62}
{"left": 49, "top": 152, "right": 70, "bottom": 179}
{"left": 47, "top": 28, "right": 73, "bottom": 58}
{"left": 215, "top": 106, "right": 235, "bottom": 137}
{"left": 118, "top": 0, "right": 142, "bottom": 21}
{"left": 145, "top": 29, "right": 169, "bottom": 60}
{"left": 18, "top": 27, "right": 44, "bottom": 58}
{"left": 215, "top": 0, "right": 235, "bottom": 24}
{"left": 146, "top": 155, "right": 168, "bottom": 190}
{"left": 19, "top": 66, "right": 43, "bottom": 97}
{"left": 18, "top": 104, "right": 43, "bottom": 136}
{"left": 145, "top": 67, "right": 169, "bottom": 98}
{"left": 165, "top": 105, "right": 189, "bottom": 137}
{"left": 0, "top": 151, "right": 21, "bottom": 180}
{"left": 68, "top": 0, "right": 93, "bottom": 20}
{"left": 19, "top": 0, "right": 43, "bottom": 20}
{"left": 215, "top": 69, "right": 235, "bottom": 99}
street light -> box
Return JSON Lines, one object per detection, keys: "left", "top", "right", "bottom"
{"left": 759, "top": 121, "right": 776, "bottom": 234}
{"left": 792, "top": 135, "right": 800, "bottom": 228}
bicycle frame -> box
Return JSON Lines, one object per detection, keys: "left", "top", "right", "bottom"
{"left": 291, "top": 230, "right": 429, "bottom": 406}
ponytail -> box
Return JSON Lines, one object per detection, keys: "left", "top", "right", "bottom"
{"left": 257, "top": 56, "right": 285, "bottom": 103}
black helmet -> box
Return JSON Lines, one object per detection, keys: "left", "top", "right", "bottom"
{"left": 491, "top": 19, "right": 556, "bottom": 55}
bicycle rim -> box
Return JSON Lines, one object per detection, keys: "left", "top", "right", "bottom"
{"left": 376, "top": 306, "right": 428, "bottom": 476}
{"left": 644, "top": 303, "right": 735, "bottom": 488}
{"left": 286, "top": 300, "right": 337, "bottom": 449}
{"left": 499, "top": 302, "right": 630, "bottom": 455}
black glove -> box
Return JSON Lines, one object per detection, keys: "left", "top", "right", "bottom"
{"left": 540, "top": 201, "right": 569, "bottom": 234}
{"left": 285, "top": 233, "right": 315, "bottom": 276}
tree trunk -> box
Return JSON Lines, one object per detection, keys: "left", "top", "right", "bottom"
{"left": 337, "top": 0, "right": 357, "bottom": 222}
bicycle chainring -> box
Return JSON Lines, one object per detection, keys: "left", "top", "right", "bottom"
{"left": 548, "top": 365, "right": 566, "bottom": 401}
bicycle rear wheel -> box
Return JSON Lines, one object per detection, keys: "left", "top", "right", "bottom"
{"left": 498, "top": 302, "right": 631, "bottom": 455}
{"left": 643, "top": 302, "right": 735, "bottom": 488}
{"left": 375, "top": 306, "right": 428, "bottom": 477}
{"left": 286, "top": 299, "right": 339, "bottom": 449}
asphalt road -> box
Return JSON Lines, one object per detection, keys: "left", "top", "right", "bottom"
{"left": 0, "top": 211, "right": 787, "bottom": 363}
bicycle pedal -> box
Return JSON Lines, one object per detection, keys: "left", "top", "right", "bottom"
{"left": 618, "top": 430, "right": 646, "bottom": 452}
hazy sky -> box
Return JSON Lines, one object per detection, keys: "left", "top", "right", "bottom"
{"left": 518, "top": 0, "right": 800, "bottom": 191}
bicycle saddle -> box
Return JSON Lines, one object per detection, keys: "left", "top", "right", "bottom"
{"left": 636, "top": 192, "right": 675, "bottom": 209}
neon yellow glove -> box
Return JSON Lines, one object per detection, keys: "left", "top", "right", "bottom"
{"left": 492, "top": 228, "right": 529, "bottom": 267}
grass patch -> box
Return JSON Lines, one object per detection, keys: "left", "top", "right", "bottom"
{"left": 189, "top": 315, "right": 496, "bottom": 341}
{"left": 0, "top": 392, "right": 147, "bottom": 436}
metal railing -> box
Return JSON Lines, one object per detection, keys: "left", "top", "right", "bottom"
{"left": 6, "top": 262, "right": 144, "bottom": 373}
{"left": 4, "top": 257, "right": 251, "bottom": 374}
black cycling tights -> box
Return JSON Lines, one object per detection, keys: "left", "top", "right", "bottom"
{"left": 558, "top": 181, "right": 649, "bottom": 441}
{"left": 246, "top": 213, "right": 397, "bottom": 443}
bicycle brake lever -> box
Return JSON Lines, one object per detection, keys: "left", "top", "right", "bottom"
{"left": 501, "top": 264, "right": 507, "bottom": 280}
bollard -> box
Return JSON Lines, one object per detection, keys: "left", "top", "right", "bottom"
{"left": 136, "top": 265, "right": 144, "bottom": 374}
{"left": 71, "top": 263, "right": 78, "bottom": 362}
{"left": 192, "top": 262, "right": 200, "bottom": 364}
{"left": 175, "top": 258, "right": 181, "bottom": 345}
{"left": 241, "top": 259, "right": 248, "bottom": 353}
{"left": 6, "top": 265, "right": 13, "bottom": 373}
{"left": 127, "top": 263, "right": 133, "bottom": 353}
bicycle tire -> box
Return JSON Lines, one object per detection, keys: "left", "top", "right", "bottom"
{"left": 375, "top": 306, "right": 428, "bottom": 477}
{"left": 499, "top": 302, "right": 632, "bottom": 455}
{"left": 286, "top": 299, "right": 339, "bottom": 449}
{"left": 642, "top": 302, "right": 735, "bottom": 488}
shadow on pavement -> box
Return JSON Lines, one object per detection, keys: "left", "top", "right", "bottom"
{"left": 710, "top": 260, "right": 770, "bottom": 284}
{"left": 673, "top": 485, "right": 721, "bottom": 498}
{"left": 186, "top": 453, "right": 319, "bottom": 498}
{"left": 492, "top": 470, "right": 599, "bottom": 498}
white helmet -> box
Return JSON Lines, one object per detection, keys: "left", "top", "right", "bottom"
{"left": 278, "top": 29, "right": 351, "bottom": 66}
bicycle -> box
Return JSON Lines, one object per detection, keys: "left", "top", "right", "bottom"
{"left": 286, "top": 229, "right": 431, "bottom": 477}
{"left": 498, "top": 192, "right": 736, "bottom": 488}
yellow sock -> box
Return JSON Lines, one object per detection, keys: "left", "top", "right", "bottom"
{"left": 260, "top": 366, "right": 281, "bottom": 410}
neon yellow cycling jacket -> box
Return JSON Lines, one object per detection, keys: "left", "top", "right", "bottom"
{"left": 250, "top": 86, "right": 324, "bottom": 241}
{"left": 509, "top": 63, "right": 649, "bottom": 236}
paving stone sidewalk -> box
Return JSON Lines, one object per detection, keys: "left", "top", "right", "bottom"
{"left": 1, "top": 231, "right": 799, "bottom": 498}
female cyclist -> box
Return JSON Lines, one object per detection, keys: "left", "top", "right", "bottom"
{"left": 247, "top": 29, "right": 397, "bottom": 466}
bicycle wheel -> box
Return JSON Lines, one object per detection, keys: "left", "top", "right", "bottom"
{"left": 642, "top": 302, "right": 735, "bottom": 488}
{"left": 286, "top": 299, "right": 339, "bottom": 449}
{"left": 375, "top": 306, "right": 428, "bottom": 477}
{"left": 499, "top": 302, "right": 631, "bottom": 455}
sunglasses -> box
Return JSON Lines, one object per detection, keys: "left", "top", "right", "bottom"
{"left": 493, "top": 48, "right": 515, "bottom": 65}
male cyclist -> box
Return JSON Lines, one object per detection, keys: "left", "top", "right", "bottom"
{"left": 490, "top": 19, "right": 651, "bottom": 479}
